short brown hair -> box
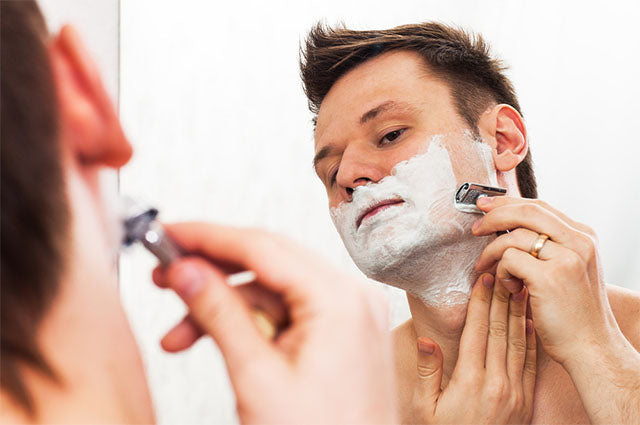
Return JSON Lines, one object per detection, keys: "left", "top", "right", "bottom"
{"left": 1, "top": 0, "right": 69, "bottom": 414}
{"left": 300, "top": 22, "right": 537, "bottom": 198}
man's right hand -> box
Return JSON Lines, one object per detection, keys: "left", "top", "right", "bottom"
{"left": 152, "top": 222, "right": 398, "bottom": 425}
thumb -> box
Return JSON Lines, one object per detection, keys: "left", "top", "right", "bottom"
{"left": 164, "top": 257, "right": 282, "bottom": 381}
{"left": 414, "top": 337, "right": 443, "bottom": 412}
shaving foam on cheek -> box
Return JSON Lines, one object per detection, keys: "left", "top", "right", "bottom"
{"left": 330, "top": 135, "right": 496, "bottom": 306}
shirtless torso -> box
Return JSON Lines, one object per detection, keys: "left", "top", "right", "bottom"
{"left": 394, "top": 284, "right": 640, "bottom": 424}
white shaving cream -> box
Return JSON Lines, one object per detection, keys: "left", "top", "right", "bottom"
{"left": 330, "top": 134, "right": 497, "bottom": 306}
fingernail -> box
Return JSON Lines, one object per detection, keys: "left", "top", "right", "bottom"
{"left": 526, "top": 320, "right": 534, "bottom": 335}
{"left": 482, "top": 274, "right": 494, "bottom": 289}
{"left": 472, "top": 218, "right": 483, "bottom": 232}
{"left": 501, "top": 277, "right": 523, "bottom": 294}
{"left": 477, "top": 196, "right": 493, "bottom": 206}
{"left": 417, "top": 339, "right": 435, "bottom": 355}
{"left": 174, "top": 263, "right": 206, "bottom": 300}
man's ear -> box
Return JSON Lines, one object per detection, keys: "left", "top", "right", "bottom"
{"left": 479, "top": 104, "right": 528, "bottom": 172}
{"left": 48, "top": 25, "right": 131, "bottom": 168}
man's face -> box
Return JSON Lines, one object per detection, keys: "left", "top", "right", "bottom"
{"left": 314, "top": 50, "right": 492, "bottom": 208}
{"left": 313, "top": 50, "right": 498, "bottom": 301}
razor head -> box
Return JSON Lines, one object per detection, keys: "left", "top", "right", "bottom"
{"left": 121, "top": 197, "right": 159, "bottom": 247}
{"left": 455, "top": 182, "right": 507, "bottom": 214}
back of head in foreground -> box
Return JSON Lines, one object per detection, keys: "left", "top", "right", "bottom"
{"left": 0, "top": 1, "right": 153, "bottom": 422}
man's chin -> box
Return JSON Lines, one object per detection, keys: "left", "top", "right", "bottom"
{"left": 350, "top": 238, "right": 434, "bottom": 283}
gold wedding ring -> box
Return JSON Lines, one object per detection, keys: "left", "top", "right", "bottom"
{"left": 252, "top": 309, "right": 278, "bottom": 340}
{"left": 529, "top": 233, "right": 549, "bottom": 259}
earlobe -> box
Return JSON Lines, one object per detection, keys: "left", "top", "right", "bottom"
{"left": 48, "top": 25, "right": 132, "bottom": 168}
{"left": 490, "top": 105, "right": 528, "bottom": 172}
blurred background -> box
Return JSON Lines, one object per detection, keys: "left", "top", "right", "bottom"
{"left": 40, "top": 0, "right": 640, "bottom": 423}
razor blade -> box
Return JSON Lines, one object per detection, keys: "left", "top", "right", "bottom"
{"left": 454, "top": 182, "right": 506, "bottom": 214}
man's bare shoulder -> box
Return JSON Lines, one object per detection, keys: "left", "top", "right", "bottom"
{"left": 606, "top": 283, "right": 640, "bottom": 349}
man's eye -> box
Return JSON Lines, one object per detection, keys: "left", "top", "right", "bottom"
{"left": 329, "top": 168, "right": 338, "bottom": 186}
{"left": 379, "top": 128, "right": 406, "bottom": 146}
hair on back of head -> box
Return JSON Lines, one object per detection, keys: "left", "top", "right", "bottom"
{"left": 1, "top": 0, "right": 70, "bottom": 415}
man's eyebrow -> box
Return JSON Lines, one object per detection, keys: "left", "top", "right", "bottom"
{"left": 359, "top": 100, "right": 416, "bottom": 124}
{"left": 313, "top": 145, "right": 334, "bottom": 170}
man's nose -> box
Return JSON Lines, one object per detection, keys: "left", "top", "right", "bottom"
{"left": 335, "top": 153, "right": 387, "bottom": 203}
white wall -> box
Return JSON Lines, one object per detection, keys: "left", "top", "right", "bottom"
{"left": 39, "top": 0, "right": 119, "bottom": 104}
{"left": 115, "top": 1, "right": 640, "bottom": 424}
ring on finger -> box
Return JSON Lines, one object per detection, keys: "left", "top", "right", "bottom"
{"left": 529, "top": 233, "right": 550, "bottom": 259}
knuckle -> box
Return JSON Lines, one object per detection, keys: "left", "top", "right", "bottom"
{"left": 194, "top": 290, "right": 225, "bottom": 329}
{"left": 486, "top": 377, "right": 507, "bottom": 402}
{"left": 533, "top": 199, "right": 550, "bottom": 210}
{"left": 510, "top": 391, "right": 524, "bottom": 411}
{"left": 489, "top": 321, "right": 508, "bottom": 338}
{"left": 510, "top": 228, "right": 529, "bottom": 240}
{"left": 521, "top": 203, "right": 542, "bottom": 219}
{"left": 577, "top": 233, "right": 597, "bottom": 257}
{"left": 493, "top": 286, "right": 511, "bottom": 304}
{"left": 503, "top": 247, "right": 520, "bottom": 262}
{"left": 564, "top": 250, "right": 585, "bottom": 272}
{"left": 474, "top": 321, "right": 490, "bottom": 337}
{"left": 457, "top": 370, "right": 481, "bottom": 387}
{"left": 524, "top": 359, "right": 537, "bottom": 375}
{"left": 581, "top": 223, "right": 598, "bottom": 240}
{"left": 508, "top": 337, "right": 527, "bottom": 354}
{"left": 417, "top": 364, "right": 439, "bottom": 380}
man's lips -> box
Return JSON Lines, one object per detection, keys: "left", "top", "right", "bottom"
{"left": 356, "top": 199, "right": 405, "bottom": 229}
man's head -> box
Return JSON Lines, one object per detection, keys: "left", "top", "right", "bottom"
{"left": 1, "top": 1, "right": 134, "bottom": 415}
{"left": 300, "top": 22, "right": 535, "bottom": 302}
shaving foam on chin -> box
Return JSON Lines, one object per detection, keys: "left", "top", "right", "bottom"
{"left": 330, "top": 134, "right": 497, "bottom": 306}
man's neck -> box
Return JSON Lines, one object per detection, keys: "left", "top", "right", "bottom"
{"left": 5, "top": 254, "right": 154, "bottom": 423}
{"left": 406, "top": 293, "right": 469, "bottom": 385}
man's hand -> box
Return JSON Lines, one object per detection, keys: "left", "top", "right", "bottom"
{"left": 473, "top": 196, "right": 640, "bottom": 424}
{"left": 152, "top": 222, "right": 398, "bottom": 425}
{"left": 410, "top": 273, "right": 536, "bottom": 424}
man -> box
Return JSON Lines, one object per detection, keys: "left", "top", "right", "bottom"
{"left": 301, "top": 22, "right": 640, "bottom": 423}
{"left": 0, "top": 2, "right": 398, "bottom": 423}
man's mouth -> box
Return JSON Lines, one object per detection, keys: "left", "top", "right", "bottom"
{"left": 356, "top": 199, "right": 405, "bottom": 229}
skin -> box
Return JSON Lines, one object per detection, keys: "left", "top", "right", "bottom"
{"left": 313, "top": 49, "right": 640, "bottom": 423}
{"left": 0, "top": 26, "right": 153, "bottom": 424}
{"left": 474, "top": 195, "right": 640, "bottom": 424}
{"left": 0, "top": 24, "right": 399, "bottom": 424}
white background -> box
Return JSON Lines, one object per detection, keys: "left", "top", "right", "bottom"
{"left": 41, "top": 1, "right": 640, "bottom": 424}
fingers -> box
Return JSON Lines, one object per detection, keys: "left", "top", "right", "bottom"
{"left": 234, "top": 283, "right": 289, "bottom": 330}
{"left": 474, "top": 197, "right": 599, "bottom": 266}
{"left": 155, "top": 267, "right": 290, "bottom": 337}
{"left": 473, "top": 202, "right": 573, "bottom": 245}
{"left": 457, "top": 273, "right": 494, "bottom": 370}
{"left": 163, "top": 222, "right": 331, "bottom": 303}
{"left": 494, "top": 248, "right": 543, "bottom": 292}
{"left": 506, "top": 286, "right": 528, "bottom": 384}
{"left": 414, "top": 337, "right": 443, "bottom": 414}
{"left": 162, "top": 257, "right": 282, "bottom": 380}
{"left": 478, "top": 196, "right": 598, "bottom": 241}
{"left": 161, "top": 315, "right": 204, "bottom": 352}
{"left": 523, "top": 319, "right": 537, "bottom": 411}
{"left": 485, "top": 278, "right": 511, "bottom": 375}
{"left": 475, "top": 228, "right": 561, "bottom": 271}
